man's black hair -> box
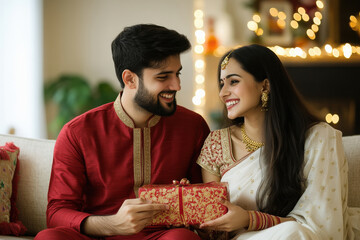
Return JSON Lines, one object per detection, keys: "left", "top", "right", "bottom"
{"left": 111, "top": 24, "right": 191, "bottom": 88}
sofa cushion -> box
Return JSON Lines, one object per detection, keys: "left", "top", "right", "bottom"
{"left": 0, "top": 143, "right": 26, "bottom": 236}
{"left": 343, "top": 135, "right": 360, "bottom": 207}
{"left": 0, "top": 135, "right": 56, "bottom": 236}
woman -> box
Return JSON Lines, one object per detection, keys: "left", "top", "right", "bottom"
{"left": 197, "top": 44, "right": 358, "bottom": 239}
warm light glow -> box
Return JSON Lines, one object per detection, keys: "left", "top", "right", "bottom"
{"left": 195, "top": 30, "right": 205, "bottom": 44}
{"left": 326, "top": 113, "right": 339, "bottom": 124}
{"left": 290, "top": 20, "right": 299, "bottom": 29}
{"left": 194, "top": 45, "right": 204, "bottom": 54}
{"left": 274, "top": 46, "right": 286, "bottom": 56}
{"left": 315, "top": 11, "right": 323, "bottom": 20}
{"left": 314, "top": 47, "right": 321, "bottom": 56}
{"left": 195, "top": 89, "right": 205, "bottom": 98}
{"left": 196, "top": 37, "right": 205, "bottom": 44}
{"left": 325, "top": 113, "right": 332, "bottom": 123}
{"left": 195, "top": 59, "right": 204, "bottom": 70}
{"left": 277, "top": 19, "right": 286, "bottom": 29}
{"left": 278, "top": 11, "right": 287, "bottom": 20}
{"left": 302, "top": 13, "right": 310, "bottom": 22}
{"left": 192, "top": 96, "right": 201, "bottom": 106}
{"left": 306, "top": 29, "right": 316, "bottom": 40}
{"left": 214, "top": 46, "right": 227, "bottom": 57}
{"left": 195, "top": 74, "right": 204, "bottom": 84}
{"left": 194, "top": 9, "right": 203, "bottom": 18}
{"left": 309, "top": 48, "right": 316, "bottom": 56}
{"left": 350, "top": 21, "right": 357, "bottom": 29}
{"left": 253, "top": 14, "right": 261, "bottom": 23}
{"left": 312, "top": 24, "right": 319, "bottom": 32}
{"left": 316, "top": 0, "right": 324, "bottom": 9}
{"left": 293, "top": 13, "right": 301, "bottom": 21}
{"left": 325, "top": 44, "right": 332, "bottom": 53}
{"left": 195, "top": 29, "right": 205, "bottom": 38}
{"left": 332, "top": 114, "right": 339, "bottom": 124}
{"left": 313, "top": 17, "right": 321, "bottom": 25}
{"left": 298, "top": 7, "right": 306, "bottom": 15}
{"left": 256, "top": 28, "right": 264, "bottom": 36}
{"left": 343, "top": 43, "right": 352, "bottom": 58}
{"left": 295, "top": 47, "right": 304, "bottom": 56}
{"left": 194, "top": 19, "right": 203, "bottom": 28}
{"left": 350, "top": 15, "right": 358, "bottom": 23}
{"left": 332, "top": 48, "right": 340, "bottom": 57}
{"left": 269, "top": 8, "right": 278, "bottom": 17}
{"left": 247, "top": 21, "right": 258, "bottom": 31}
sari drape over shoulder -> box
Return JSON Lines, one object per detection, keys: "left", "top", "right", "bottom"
{"left": 197, "top": 122, "right": 360, "bottom": 239}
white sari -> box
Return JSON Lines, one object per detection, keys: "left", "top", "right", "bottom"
{"left": 197, "top": 122, "right": 360, "bottom": 239}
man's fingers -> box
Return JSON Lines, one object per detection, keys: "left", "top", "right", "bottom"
{"left": 123, "top": 198, "right": 150, "bottom": 205}
{"left": 137, "top": 203, "right": 169, "bottom": 212}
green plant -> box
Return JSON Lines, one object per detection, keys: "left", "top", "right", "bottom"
{"left": 44, "top": 74, "right": 119, "bottom": 138}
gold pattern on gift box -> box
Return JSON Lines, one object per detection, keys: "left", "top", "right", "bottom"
{"left": 139, "top": 183, "right": 228, "bottom": 225}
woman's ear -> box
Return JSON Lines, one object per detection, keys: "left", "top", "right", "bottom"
{"left": 262, "top": 79, "right": 270, "bottom": 92}
{"left": 122, "top": 69, "right": 137, "bottom": 89}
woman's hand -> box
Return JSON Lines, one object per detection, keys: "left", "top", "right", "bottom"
{"left": 199, "top": 200, "right": 249, "bottom": 232}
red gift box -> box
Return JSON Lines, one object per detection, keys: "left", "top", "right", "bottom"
{"left": 138, "top": 182, "right": 228, "bottom": 226}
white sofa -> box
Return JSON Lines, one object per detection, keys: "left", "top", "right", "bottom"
{"left": 0, "top": 133, "right": 359, "bottom": 239}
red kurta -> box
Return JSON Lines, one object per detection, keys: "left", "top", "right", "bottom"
{"left": 46, "top": 94, "right": 210, "bottom": 235}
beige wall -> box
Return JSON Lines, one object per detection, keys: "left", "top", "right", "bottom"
{"left": 43, "top": 0, "right": 195, "bottom": 110}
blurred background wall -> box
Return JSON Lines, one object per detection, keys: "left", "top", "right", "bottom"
{"left": 1, "top": 0, "right": 359, "bottom": 139}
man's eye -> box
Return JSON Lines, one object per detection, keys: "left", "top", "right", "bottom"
{"left": 157, "top": 75, "right": 167, "bottom": 80}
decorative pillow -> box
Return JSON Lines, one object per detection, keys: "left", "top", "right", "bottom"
{"left": 0, "top": 142, "right": 26, "bottom": 236}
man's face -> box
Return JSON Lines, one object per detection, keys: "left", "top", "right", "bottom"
{"left": 134, "top": 55, "right": 182, "bottom": 116}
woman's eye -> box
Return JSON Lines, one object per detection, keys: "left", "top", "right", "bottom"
{"left": 230, "top": 79, "right": 239, "bottom": 85}
{"left": 219, "top": 80, "right": 224, "bottom": 88}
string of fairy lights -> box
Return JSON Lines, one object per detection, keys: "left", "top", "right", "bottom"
{"left": 192, "top": 0, "right": 360, "bottom": 126}
{"left": 192, "top": 0, "right": 206, "bottom": 113}
{"left": 246, "top": 0, "right": 360, "bottom": 59}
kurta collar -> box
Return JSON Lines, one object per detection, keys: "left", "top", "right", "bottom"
{"left": 113, "top": 93, "right": 161, "bottom": 128}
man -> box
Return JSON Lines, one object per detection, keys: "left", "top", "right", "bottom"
{"left": 35, "top": 24, "right": 210, "bottom": 240}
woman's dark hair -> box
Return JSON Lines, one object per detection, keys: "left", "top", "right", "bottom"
{"left": 217, "top": 44, "right": 319, "bottom": 217}
{"left": 111, "top": 24, "right": 191, "bottom": 88}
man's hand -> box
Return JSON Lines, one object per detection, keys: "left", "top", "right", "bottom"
{"left": 199, "top": 200, "right": 249, "bottom": 232}
{"left": 82, "top": 198, "right": 168, "bottom": 236}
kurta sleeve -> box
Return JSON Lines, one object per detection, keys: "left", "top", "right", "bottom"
{"left": 197, "top": 130, "right": 223, "bottom": 177}
{"left": 288, "top": 123, "right": 349, "bottom": 239}
{"left": 46, "top": 124, "right": 91, "bottom": 231}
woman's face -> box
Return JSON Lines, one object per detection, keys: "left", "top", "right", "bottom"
{"left": 219, "top": 58, "right": 264, "bottom": 120}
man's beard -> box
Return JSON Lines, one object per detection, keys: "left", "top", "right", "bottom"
{"left": 134, "top": 79, "right": 177, "bottom": 116}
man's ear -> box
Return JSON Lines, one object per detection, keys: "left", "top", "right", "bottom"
{"left": 262, "top": 78, "right": 270, "bottom": 92}
{"left": 122, "top": 69, "right": 137, "bottom": 89}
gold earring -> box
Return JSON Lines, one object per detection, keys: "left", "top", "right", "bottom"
{"left": 261, "top": 91, "right": 269, "bottom": 111}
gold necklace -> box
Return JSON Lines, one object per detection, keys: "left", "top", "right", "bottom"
{"left": 240, "top": 124, "right": 264, "bottom": 152}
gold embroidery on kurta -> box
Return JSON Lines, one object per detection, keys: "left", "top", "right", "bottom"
{"left": 148, "top": 116, "right": 161, "bottom": 128}
{"left": 113, "top": 94, "right": 161, "bottom": 197}
{"left": 133, "top": 128, "right": 142, "bottom": 197}
{"left": 113, "top": 94, "right": 135, "bottom": 128}
{"left": 143, "top": 128, "right": 151, "bottom": 185}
